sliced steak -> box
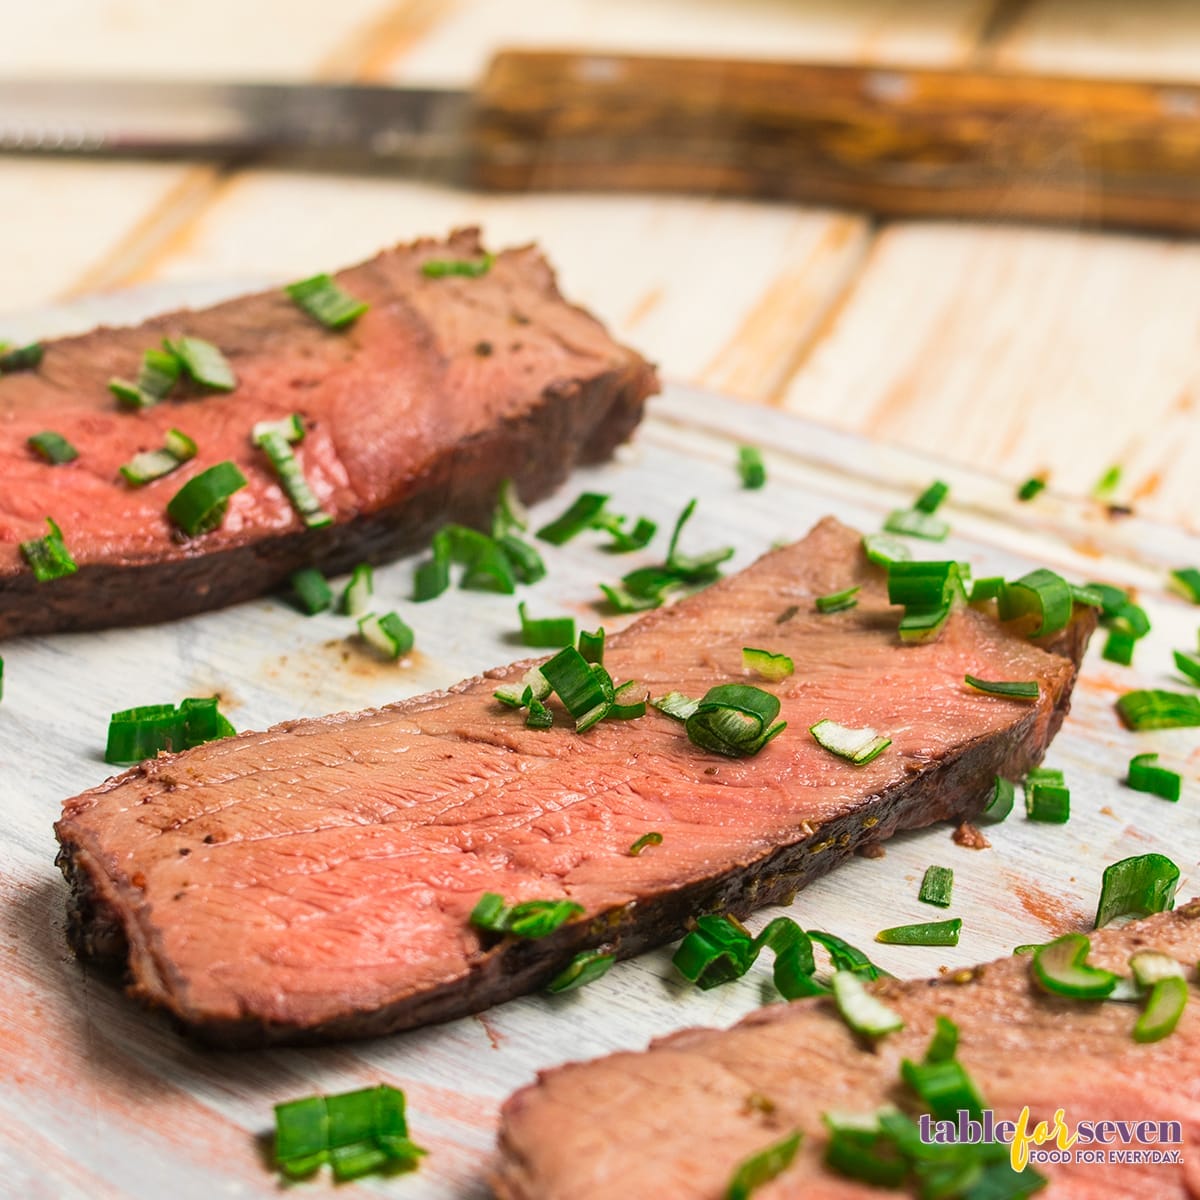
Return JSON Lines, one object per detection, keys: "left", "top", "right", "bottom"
{"left": 495, "top": 903, "right": 1200, "bottom": 1200}
{"left": 0, "top": 227, "right": 656, "bottom": 638}
{"left": 54, "top": 518, "right": 1094, "bottom": 1046}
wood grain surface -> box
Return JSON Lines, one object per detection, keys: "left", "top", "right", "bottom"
{"left": 2, "top": 286, "right": 1199, "bottom": 1197}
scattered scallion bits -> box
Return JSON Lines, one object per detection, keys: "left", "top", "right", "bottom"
{"left": 253, "top": 415, "right": 332, "bottom": 529}
{"left": 518, "top": 601, "right": 575, "bottom": 648}
{"left": 109, "top": 346, "right": 180, "bottom": 409}
{"left": 545, "top": 948, "right": 615, "bottom": 994}
{"left": 1094, "top": 853, "right": 1180, "bottom": 927}
{"left": 913, "top": 479, "right": 949, "bottom": 514}
{"left": 1168, "top": 567, "right": 1200, "bottom": 604}
{"left": 996, "top": 567, "right": 1073, "bottom": 638}
{"left": 1126, "top": 752, "right": 1182, "bottom": 802}
{"left": 285, "top": 273, "right": 369, "bottom": 329}
{"left": 1091, "top": 463, "right": 1123, "bottom": 500}
{"left": 1134, "top": 976, "right": 1188, "bottom": 1044}
{"left": 1116, "top": 689, "right": 1200, "bottom": 730}
{"left": 861, "top": 533, "right": 910, "bottom": 566}
{"left": 725, "top": 1130, "right": 801, "bottom": 1200}
{"left": 273, "top": 1084, "right": 425, "bottom": 1182}
{"left": 0, "top": 341, "right": 43, "bottom": 372}
{"left": 421, "top": 253, "right": 494, "bottom": 279}
{"left": 290, "top": 567, "right": 333, "bottom": 615}
{"left": 815, "top": 585, "right": 860, "bottom": 614}
{"left": 737, "top": 445, "right": 766, "bottom": 490}
{"left": 1174, "top": 649, "right": 1200, "bottom": 685}
{"left": 1103, "top": 628, "right": 1137, "bottom": 665}
{"left": 808, "top": 930, "right": 889, "bottom": 980}
{"left": 357, "top": 611, "right": 414, "bottom": 660}
{"left": 810, "top": 719, "right": 890, "bottom": 765}
{"left": 105, "top": 696, "right": 236, "bottom": 765}
{"left": 1031, "top": 933, "right": 1117, "bottom": 999}
{"left": 536, "top": 492, "right": 609, "bottom": 545}
{"left": 886, "top": 560, "right": 965, "bottom": 643}
{"left": 918, "top": 865, "right": 953, "bottom": 908}
{"left": 969, "top": 576, "right": 1004, "bottom": 602}
{"left": 577, "top": 627, "right": 605, "bottom": 664}
{"left": 19, "top": 517, "right": 76, "bottom": 582}
{"left": 166, "top": 460, "right": 247, "bottom": 536}
{"left": 742, "top": 646, "right": 793, "bottom": 681}
{"left": 628, "top": 831, "right": 663, "bottom": 856}
{"left": 963, "top": 674, "right": 1039, "bottom": 701}
{"left": 27, "top": 430, "right": 78, "bottom": 464}
{"left": 660, "top": 684, "right": 786, "bottom": 758}
{"left": 167, "top": 336, "right": 236, "bottom": 391}
{"left": 831, "top": 970, "right": 904, "bottom": 1038}
{"left": 120, "top": 427, "right": 198, "bottom": 486}
{"left": 875, "top": 919, "right": 961, "bottom": 947}
{"left": 1017, "top": 475, "right": 1046, "bottom": 501}
{"left": 341, "top": 563, "right": 374, "bottom": 616}
{"left": 978, "top": 776, "right": 1015, "bottom": 824}
{"left": 609, "top": 680, "right": 647, "bottom": 720}
{"left": 1024, "top": 767, "right": 1069, "bottom": 824}
{"left": 883, "top": 508, "right": 948, "bottom": 541}
{"left": 469, "top": 892, "right": 583, "bottom": 939}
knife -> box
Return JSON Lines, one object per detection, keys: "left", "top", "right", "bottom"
{"left": 3, "top": 50, "right": 1199, "bottom": 235}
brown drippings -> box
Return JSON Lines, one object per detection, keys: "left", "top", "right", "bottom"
{"left": 952, "top": 822, "right": 990, "bottom": 850}
{"left": 858, "top": 843, "right": 886, "bottom": 859}
{"left": 474, "top": 1011, "right": 504, "bottom": 1050}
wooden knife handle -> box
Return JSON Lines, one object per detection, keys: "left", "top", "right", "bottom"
{"left": 470, "top": 50, "right": 1200, "bottom": 235}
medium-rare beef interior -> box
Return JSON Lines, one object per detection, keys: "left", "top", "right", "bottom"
{"left": 0, "top": 227, "right": 656, "bottom": 637}
{"left": 54, "top": 518, "right": 1095, "bottom": 1046}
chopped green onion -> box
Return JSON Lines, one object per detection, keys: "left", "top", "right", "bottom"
{"left": 495, "top": 532, "right": 545, "bottom": 582}
{"left": 979, "top": 777, "right": 1015, "bottom": 824}
{"left": 166, "top": 336, "right": 236, "bottom": 391}
{"left": 1103, "top": 629, "right": 1137, "bottom": 665}
{"left": 19, "top": 517, "right": 77, "bottom": 582}
{"left": 653, "top": 691, "right": 701, "bottom": 722}
{"left": 253, "top": 417, "right": 332, "bottom": 529}
{"left": 926, "top": 1014, "right": 958, "bottom": 1063}
{"left": 831, "top": 970, "right": 904, "bottom": 1037}
{"left": 913, "top": 480, "right": 949, "bottom": 514}
{"left": 596, "top": 513, "right": 657, "bottom": 553}
{"left": 493, "top": 666, "right": 551, "bottom": 710}
{"left": 545, "top": 948, "right": 615, "bottom": 994}
{"left": 809, "top": 931, "right": 888, "bottom": 980}
{"left": 737, "top": 445, "right": 766, "bottom": 490}
{"left": 525, "top": 697, "right": 553, "bottom": 729}
{"left": 27, "top": 430, "right": 78, "bottom": 464}
{"left": 1130, "top": 950, "right": 1185, "bottom": 988}
{"left": 609, "top": 680, "right": 647, "bottom": 720}
{"left": 685, "top": 684, "right": 786, "bottom": 758}
{"left": 109, "top": 346, "right": 181, "bottom": 409}
{"left": 1092, "top": 464, "right": 1122, "bottom": 500}
{"left": 491, "top": 477, "right": 529, "bottom": 537}
{"left": 964, "top": 674, "right": 1039, "bottom": 701}
{"left": 518, "top": 601, "right": 575, "bottom": 649}
{"left": 742, "top": 646, "right": 794, "bottom": 681}
{"left": 997, "top": 568, "right": 1073, "bottom": 638}
{"left": 919, "top": 866, "right": 953, "bottom": 908}
{"left": 450, "top": 525, "right": 517, "bottom": 593}
{"left": 1032, "top": 933, "right": 1117, "bottom": 999}
{"left": 284, "top": 273, "right": 368, "bottom": 329}
{"left": 725, "top": 1130, "right": 801, "bottom": 1200}
{"left": 1174, "top": 649, "right": 1200, "bottom": 685}
{"left": 810, "top": 719, "right": 890, "bottom": 765}
{"left": 421, "top": 253, "right": 494, "bottom": 279}
{"left": 357, "top": 611, "right": 413, "bottom": 660}
{"left": 577, "top": 627, "right": 605, "bottom": 664}
{"left": 290, "top": 567, "right": 333, "bottom": 614}
{"left": 862, "top": 533, "right": 911, "bottom": 566}
{"left": 1168, "top": 567, "right": 1200, "bottom": 604}
{"left": 1095, "top": 853, "right": 1179, "bottom": 927}
{"left": 166, "top": 461, "right": 247, "bottom": 536}
{"left": 540, "top": 646, "right": 611, "bottom": 729}
{"left": 886, "top": 560, "right": 965, "bottom": 643}
{"left": 628, "top": 831, "right": 663, "bottom": 856}
{"left": 1017, "top": 476, "right": 1046, "bottom": 501}
{"left": 598, "top": 581, "right": 663, "bottom": 613}
{"left": 1024, "top": 770, "right": 1069, "bottom": 823}
{"left": 822, "top": 1113, "right": 911, "bottom": 1189}
{"left": 342, "top": 563, "right": 374, "bottom": 617}
{"left": 1117, "top": 688, "right": 1200, "bottom": 730}
{"left": 875, "top": 919, "right": 961, "bottom": 947}
{"left": 104, "top": 695, "right": 236, "bottom": 765}
{"left": 1134, "top": 976, "right": 1188, "bottom": 1044}
{"left": 120, "top": 427, "right": 198, "bottom": 485}
{"left": 274, "top": 1084, "right": 425, "bottom": 1182}
{"left": 665, "top": 497, "right": 734, "bottom": 578}
{"left": 536, "top": 492, "right": 609, "bottom": 545}
{"left": 673, "top": 915, "right": 821, "bottom": 1000}
{"left": 1127, "top": 752, "right": 1182, "bottom": 802}
{"left": 0, "top": 341, "right": 43, "bottom": 372}
{"left": 899, "top": 1055, "right": 985, "bottom": 1121}
{"left": 883, "top": 508, "right": 949, "bottom": 541}
{"left": 469, "top": 892, "right": 583, "bottom": 939}
{"left": 163, "top": 428, "right": 197, "bottom": 459}
{"left": 815, "top": 585, "right": 860, "bottom": 614}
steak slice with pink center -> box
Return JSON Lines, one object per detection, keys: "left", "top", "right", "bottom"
{"left": 54, "top": 517, "right": 1095, "bottom": 1045}
{"left": 495, "top": 903, "right": 1200, "bottom": 1200}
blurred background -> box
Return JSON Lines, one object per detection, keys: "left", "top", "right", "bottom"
{"left": 3, "top": 0, "right": 1199, "bottom": 530}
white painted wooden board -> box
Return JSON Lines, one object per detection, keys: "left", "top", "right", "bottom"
{"left": 2, "top": 291, "right": 1200, "bottom": 1199}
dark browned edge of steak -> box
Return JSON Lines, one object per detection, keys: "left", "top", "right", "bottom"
{"left": 3, "top": 363, "right": 652, "bottom": 639}
{"left": 55, "top": 609, "right": 1095, "bottom": 1047}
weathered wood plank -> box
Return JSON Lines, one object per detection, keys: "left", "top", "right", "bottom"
{"left": 780, "top": 221, "right": 1200, "bottom": 532}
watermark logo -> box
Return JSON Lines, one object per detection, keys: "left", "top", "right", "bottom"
{"left": 919, "top": 1108, "right": 1183, "bottom": 1171}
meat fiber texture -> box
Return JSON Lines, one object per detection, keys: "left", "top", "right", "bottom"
{"left": 54, "top": 517, "right": 1094, "bottom": 1046}
{"left": 495, "top": 903, "right": 1200, "bottom": 1200}
{"left": 0, "top": 227, "right": 656, "bottom": 637}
